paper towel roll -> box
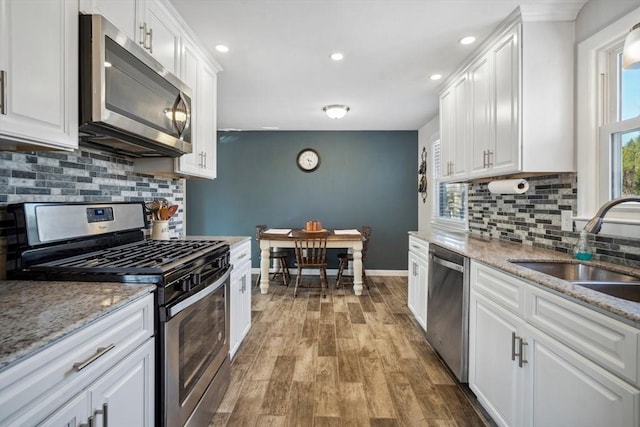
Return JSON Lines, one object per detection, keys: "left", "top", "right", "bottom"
{"left": 487, "top": 179, "right": 529, "bottom": 194}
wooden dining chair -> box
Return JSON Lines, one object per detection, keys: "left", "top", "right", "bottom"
{"left": 255, "top": 224, "right": 291, "bottom": 287}
{"left": 291, "top": 230, "right": 330, "bottom": 298}
{"left": 336, "top": 226, "right": 372, "bottom": 289}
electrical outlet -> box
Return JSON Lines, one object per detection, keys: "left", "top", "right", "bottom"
{"left": 561, "top": 210, "right": 573, "bottom": 232}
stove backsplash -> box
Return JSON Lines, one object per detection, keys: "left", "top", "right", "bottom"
{"left": 468, "top": 173, "right": 640, "bottom": 269}
{"left": 0, "top": 148, "right": 185, "bottom": 278}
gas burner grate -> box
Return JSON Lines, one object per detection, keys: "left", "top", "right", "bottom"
{"left": 29, "top": 239, "right": 227, "bottom": 274}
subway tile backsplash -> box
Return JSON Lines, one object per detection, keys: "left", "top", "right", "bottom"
{"left": 0, "top": 147, "right": 185, "bottom": 277}
{"left": 468, "top": 173, "right": 640, "bottom": 269}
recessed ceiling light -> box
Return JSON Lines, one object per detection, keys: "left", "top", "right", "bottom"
{"left": 430, "top": 74, "right": 442, "bottom": 81}
{"left": 215, "top": 44, "right": 229, "bottom": 53}
{"left": 459, "top": 36, "right": 476, "bottom": 45}
{"left": 330, "top": 52, "right": 344, "bottom": 61}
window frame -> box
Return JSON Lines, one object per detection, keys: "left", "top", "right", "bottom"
{"left": 576, "top": 6, "right": 640, "bottom": 238}
{"left": 431, "top": 139, "right": 469, "bottom": 232}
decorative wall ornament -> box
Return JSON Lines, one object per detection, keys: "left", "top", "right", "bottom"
{"left": 418, "top": 146, "right": 428, "bottom": 203}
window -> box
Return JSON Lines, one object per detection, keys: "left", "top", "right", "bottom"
{"left": 600, "top": 46, "right": 640, "bottom": 201}
{"left": 431, "top": 140, "right": 468, "bottom": 230}
{"left": 576, "top": 8, "right": 640, "bottom": 236}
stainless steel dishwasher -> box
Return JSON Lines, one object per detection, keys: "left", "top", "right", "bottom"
{"left": 426, "top": 243, "right": 470, "bottom": 382}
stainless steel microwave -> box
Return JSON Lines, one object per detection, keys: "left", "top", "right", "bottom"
{"left": 79, "top": 14, "right": 192, "bottom": 157}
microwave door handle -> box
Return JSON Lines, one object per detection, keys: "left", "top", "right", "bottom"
{"left": 171, "top": 92, "right": 191, "bottom": 138}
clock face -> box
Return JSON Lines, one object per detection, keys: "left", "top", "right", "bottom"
{"left": 296, "top": 148, "right": 320, "bottom": 172}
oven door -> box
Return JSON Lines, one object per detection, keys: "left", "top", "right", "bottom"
{"left": 162, "top": 267, "right": 230, "bottom": 427}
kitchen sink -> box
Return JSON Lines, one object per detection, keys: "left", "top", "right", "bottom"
{"left": 511, "top": 260, "right": 640, "bottom": 302}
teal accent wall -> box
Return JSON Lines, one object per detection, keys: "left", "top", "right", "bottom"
{"left": 186, "top": 130, "right": 418, "bottom": 270}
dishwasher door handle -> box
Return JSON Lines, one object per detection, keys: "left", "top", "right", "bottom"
{"left": 430, "top": 254, "right": 464, "bottom": 273}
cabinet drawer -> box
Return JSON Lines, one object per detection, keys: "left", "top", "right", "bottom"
{"left": 408, "top": 236, "right": 429, "bottom": 259}
{"left": 230, "top": 240, "right": 251, "bottom": 267}
{"left": 525, "top": 285, "right": 639, "bottom": 387}
{"left": 0, "top": 293, "right": 154, "bottom": 426}
{"left": 470, "top": 261, "right": 525, "bottom": 317}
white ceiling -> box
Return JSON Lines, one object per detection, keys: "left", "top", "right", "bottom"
{"left": 169, "top": 0, "right": 586, "bottom": 131}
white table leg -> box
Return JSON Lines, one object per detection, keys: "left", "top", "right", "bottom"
{"left": 259, "top": 242, "right": 271, "bottom": 294}
{"left": 352, "top": 246, "right": 363, "bottom": 296}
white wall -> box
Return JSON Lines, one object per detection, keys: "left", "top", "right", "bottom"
{"left": 417, "top": 115, "right": 439, "bottom": 231}
{"left": 575, "top": 0, "right": 639, "bottom": 43}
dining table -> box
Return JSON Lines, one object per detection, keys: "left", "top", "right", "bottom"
{"left": 258, "top": 228, "right": 365, "bottom": 295}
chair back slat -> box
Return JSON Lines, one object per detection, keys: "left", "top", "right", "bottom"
{"left": 292, "top": 230, "right": 330, "bottom": 267}
{"left": 360, "top": 226, "right": 372, "bottom": 262}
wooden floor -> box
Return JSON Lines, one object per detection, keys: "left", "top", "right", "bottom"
{"left": 210, "top": 275, "right": 495, "bottom": 427}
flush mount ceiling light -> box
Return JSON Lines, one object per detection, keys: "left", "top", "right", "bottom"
{"left": 330, "top": 52, "right": 344, "bottom": 61}
{"left": 622, "top": 23, "right": 640, "bottom": 69}
{"left": 323, "top": 104, "right": 350, "bottom": 119}
{"left": 215, "top": 44, "right": 229, "bottom": 53}
{"left": 459, "top": 36, "right": 476, "bottom": 45}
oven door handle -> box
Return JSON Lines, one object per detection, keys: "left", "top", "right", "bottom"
{"left": 167, "top": 268, "right": 230, "bottom": 319}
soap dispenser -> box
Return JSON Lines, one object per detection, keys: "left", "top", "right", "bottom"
{"left": 574, "top": 230, "right": 594, "bottom": 261}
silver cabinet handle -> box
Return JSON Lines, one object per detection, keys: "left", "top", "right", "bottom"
{"left": 93, "top": 403, "right": 108, "bottom": 427}
{"left": 518, "top": 338, "right": 528, "bottom": 368}
{"left": 73, "top": 344, "right": 115, "bottom": 371}
{"left": 511, "top": 332, "right": 517, "bottom": 361}
{"left": 0, "top": 70, "right": 6, "bottom": 115}
{"left": 486, "top": 150, "right": 493, "bottom": 167}
{"left": 202, "top": 151, "right": 207, "bottom": 168}
{"left": 139, "top": 23, "right": 147, "bottom": 49}
{"left": 148, "top": 27, "right": 153, "bottom": 53}
{"left": 238, "top": 252, "right": 247, "bottom": 260}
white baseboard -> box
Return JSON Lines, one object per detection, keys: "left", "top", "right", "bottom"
{"left": 251, "top": 268, "right": 408, "bottom": 277}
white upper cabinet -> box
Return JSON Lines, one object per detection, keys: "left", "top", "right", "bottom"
{"left": 79, "top": 0, "right": 143, "bottom": 42}
{"left": 439, "top": 9, "right": 575, "bottom": 182}
{"left": 141, "top": 0, "right": 181, "bottom": 74}
{"left": 439, "top": 74, "right": 468, "bottom": 181}
{"left": 0, "top": 0, "right": 78, "bottom": 151}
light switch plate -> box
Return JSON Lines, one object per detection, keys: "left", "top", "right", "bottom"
{"left": 561, "top": 210, "right": 573, "bottom": 232}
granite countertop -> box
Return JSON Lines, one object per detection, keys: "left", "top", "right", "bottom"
{"left": 409, "top": 231, "right": 640, "bottom": 325}
{"left": 183, "top": 235, "right": 251, "bottom": 248}
{"left": 0, "top": 281, "right": 155, "bottom": 371}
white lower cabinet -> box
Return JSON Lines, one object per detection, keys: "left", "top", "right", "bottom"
{"left": 0, "top": 293, "right": 155, "bottom": 427}
{"left": 469, "top": 292, "right": 524, "bottom": 427}
{"left": 230, "top": 240, "right": 252, "bottom": 359}
{"left": 407, "top": 236, "right": 428, "bottom": 331}
{"left": 469, "top": 261, "right": 640, "bottom": 427}
{"left": 43, "top": 339, "right": 155, "bottom": 427}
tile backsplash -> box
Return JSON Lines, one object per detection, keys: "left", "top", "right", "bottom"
{"left": 0, "top": 147, "right": 185, "bottom": 277}
{"left": 468, "top": 173, "right": 640, "bottom": 269}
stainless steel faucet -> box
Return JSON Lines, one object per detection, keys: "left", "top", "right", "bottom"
{"left": 583, "top": 196, "right": 640, "bottom": 234}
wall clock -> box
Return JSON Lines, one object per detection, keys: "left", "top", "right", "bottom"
{"left": 296, "top": 148, "right": 320, "bottom": 172}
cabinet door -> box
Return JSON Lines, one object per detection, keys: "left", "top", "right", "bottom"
{"left": 407, "top": 251, "right": 427, "bottom": 331}
{"left": 438, "top": 88, "right": 455, "bottom": 180}
{"left": 491, "top": 26, "right": 520, "bottom": 175}
{"left": 142, "top": 0, "right": 180, "bottom": 74}
{"left": 229, "top": 269, "right": 243, "bottom": 359}
{"left": 198, "top": 61, "right": 218, "bottom": 178}
{"left": 88, "top": 339, "right": 155, "bottom": 427}
{"left": 525, "top": 326, "right": 640, "bottom": 427}
{"left": 415, "top": 254, "right": 428, "bottom": 331}
{"left": 239, "top": 260, "right": 252, "bottom": 339}
{"left": 39, "top": 393, "right": 89, "bottom": 427}
{"left": 468, "top": 53, "right": 494, "bottom": 178}
{"left": 0, "top": 0, "right": 77, "bottom": 150}
{"left": 79, "top": 0, "right": 142, "bottom": 43}
{"left": 175, "top": 40, "right": 201, "bottom": 175}
{"left": 469, "top": 291, "right": 524, "bottom": 427}
{"left": 451, "top": 74, "right": 469, "bottom": 180}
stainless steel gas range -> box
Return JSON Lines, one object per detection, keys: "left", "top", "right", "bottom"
{"left": 7, "top": 202, "right": 231, "bottom": 427}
